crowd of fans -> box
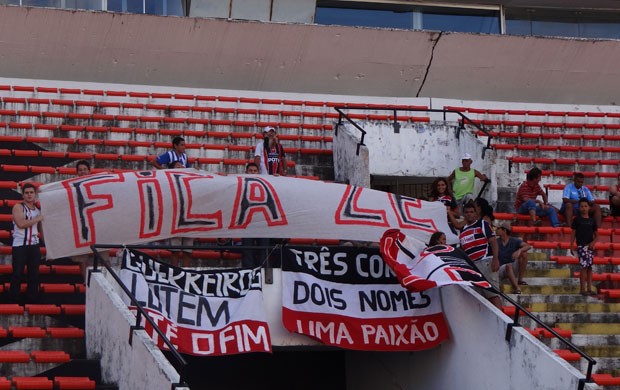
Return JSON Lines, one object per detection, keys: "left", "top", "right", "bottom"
{"left": 427, "top": 152, "right": 614, "bottom": 306}
{"left": 7, "top": 136, "right": 615, "bottom": 305}
{"left": 7, "top": 127, "right": 290, "bottom": 303}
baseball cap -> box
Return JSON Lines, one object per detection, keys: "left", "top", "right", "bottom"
{"left": 494, "top": 220, "right": 511, "bottom": 232}
{"left": 461, "top": 153, "right": 472, "bottom": 160}
{"left": 262, "top": 126, "right": 276, "bottom": 134}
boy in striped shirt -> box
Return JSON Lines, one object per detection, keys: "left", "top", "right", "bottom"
{"left": 458, "top": 202, "right": 501, "bottom": 309}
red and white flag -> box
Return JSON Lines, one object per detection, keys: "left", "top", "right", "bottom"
{"left": 119, "top": 249, "right": 271, "bottom": 356}
{"left": 380, "top": 228, "right": 493, "bottom": 292}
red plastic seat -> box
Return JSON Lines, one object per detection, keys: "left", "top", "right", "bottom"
{"left": 553, "top": 349, "right": 581, "bottom": 361}
{"left": 12, "top": 377, "right": 54, "bottom": 390}
{"left": 0, "top": 351, "right": 30, "bottom": 363}
{"left": 61, "top": 304, "right": 86, "bottom": 315}
{"left": 54, "top": 377, "right": 96, "bottom": 390}
{"left": 9, "top": 326, "right": 46, "bottom": 338}
{"left": 592, "top": 374, "right": 620, "bottom": 386}
{"left": 47, "top": 327, "right": 85, "bottom": 338}
{"left": 0, "top": 304, "right": 25, "bottom": 315}
{"left": 26, "top": 304, "right": 62, "bottom": 315}
{"left": 30, "top": 351, "right": 70, "bottom": 363}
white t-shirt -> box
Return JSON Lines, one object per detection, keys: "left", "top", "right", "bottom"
{"left": 12, "top": 204, "right": 40, "bottom": 246}
{"left": 254, "top": 141, "right": 268, "bottom": 175}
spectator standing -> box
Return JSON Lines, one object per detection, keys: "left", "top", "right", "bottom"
{"left": 448, "top": 153, "right": 489, "bottom": 208}
{"left": 561, "top": 172, "right": 602, "bottom": 227}
{"left": 494, "top": 221, "right": 531, "bottom": 294}
{"left": 152, "top": 143, "right": 193, "bottom": 267}
{"left": 151, "top": 136, "right": 191, "bottom": 169}
{"left": 515, "top": 167, "right": 561, "bottom": 227}
{"left": 609, "top": 173, "right": 620, "bottom": 217}
{"left": 570, "top": 198, "right": 598, "bottom": 296}
{"left": 10, "top": 183, "right": 44, "bottom": 303}
{"left": 458, "top": 202, "right": 502, "bottom": 309}
{"left": 242, "top": 162, "right": 269, "bottom": 268}
{"left": 254, "top": 127, "right": 287, "bottom": 176}
{"left": 73, "top": 160, "right": 93, "bottom": 279}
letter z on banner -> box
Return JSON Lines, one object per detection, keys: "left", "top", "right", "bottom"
{"left": 119, "top": 249, "right": 271, "bottom": 356}
{"left": 281, "top": 246, "right": 449, "bottom": 351}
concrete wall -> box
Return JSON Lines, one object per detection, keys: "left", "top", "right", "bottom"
{"left": 2, "top": 6, "right": 620, "bottom": 105}
{"left": 346, "top": 285, "right": 599, "bottom": 390}
{"left": 333, "top": 122, "right": 371, "bottom": 188}
{"left": 86, "top": 272, "right": 189, "bottom": 390}
{"left": 334, "top": 119, "right": 496, "bottom": 201}
{"left": 87, "top": 266, "right": 596, "bottom": 390}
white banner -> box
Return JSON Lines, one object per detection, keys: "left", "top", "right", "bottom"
{"left": 120, "top": 249, "right": 271, "bottom": 356}
{"left": 38, "top": 169, "right": 456, "bottom": 259}
{"left": 281, "top": 246, "right": 449, "bottom": 351}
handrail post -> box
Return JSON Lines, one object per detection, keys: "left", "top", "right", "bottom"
{"left": 505, "top": 306, "right": 522, "bottom": 341}
{"left": 393, "top": 109, "right": 400, "bottom": 133}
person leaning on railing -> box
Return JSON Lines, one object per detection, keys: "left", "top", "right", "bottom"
{"left": 448, "top": 152, "right": 489, "bottom": 209}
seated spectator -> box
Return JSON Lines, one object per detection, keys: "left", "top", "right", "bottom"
{"left": 494, "top": 221, "right": 531, "bottom": 294}
{"left": 515, "top": 167, "right": 561, "bottom": 227}
{"left": 73, "top": 161, "right": 94, "bottom": 278}
{"left": 428, "top": 231, "right": 447, "bottom": 247}
{"left": 609, "top": 173, "right": 620, "bottom": 217}
{"left": 560, "top": 172, "right": 602, "bottom": 227}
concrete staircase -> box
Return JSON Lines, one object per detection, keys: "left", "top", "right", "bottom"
{"left": 0, "top": 258, "right": 118, "bottom": 389}
{"left": 504, "top": 248, "right": 620, "bottom": 389}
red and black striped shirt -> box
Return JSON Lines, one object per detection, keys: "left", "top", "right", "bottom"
{"left": 459, "top": 219, "right": 495, "bottom": 262}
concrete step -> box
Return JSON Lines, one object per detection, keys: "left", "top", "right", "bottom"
{"left": 557, "top": 323, "right": 620, "bottom": 335}
{"left": 0, "top": 337, "right": 84, "bottom": 377}
{"left": 529, "top": 302, "right": 620, "bottom": 313}
{"left": 511, "top": 294, "right": 603, "bottom": 305}
{"left": 544, "top": 334, "right": 620, "bottom": 349}
{"left": 524, "top": 268, "right": 572, "bottom": 278}
{"left": 570, "top": 357, "right": 620, "bottom": 377}
{"left": 505, "top": 276, "right": 578, "bottom": 287}
{"left": 522, "top": 312, "right": 620, "bottom": 325}
{"left": 523, "top": 260, "right": 618, "bottom": 274}
{"left": 502, "top": 282, "right": 584, "bottom": 293}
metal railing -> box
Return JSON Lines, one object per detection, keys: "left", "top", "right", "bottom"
{"left": 90, "top": 245, "right": 190, "bottom": 390}
{"left": 88, "top": 241, "right": 595, "bottom": 390}
{"left": 500, "top": 290, "right": 596, "bottom": 390}
{"left": 333, "top": 106, "right": 494, "bottom": 160}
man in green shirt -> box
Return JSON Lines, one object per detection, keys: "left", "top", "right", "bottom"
{"left": 448, "top": 153, "right": 489, "bottom": 208}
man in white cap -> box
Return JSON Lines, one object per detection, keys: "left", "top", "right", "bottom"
{"left": 254, "top": 126, "right": 287, "bottom": 176}
{"left": 448, "top": 152, "right": 489, "bottom": 208}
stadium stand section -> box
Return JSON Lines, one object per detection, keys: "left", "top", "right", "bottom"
{"left": 4, "top": 1, "right": 620, "bottom": 389}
